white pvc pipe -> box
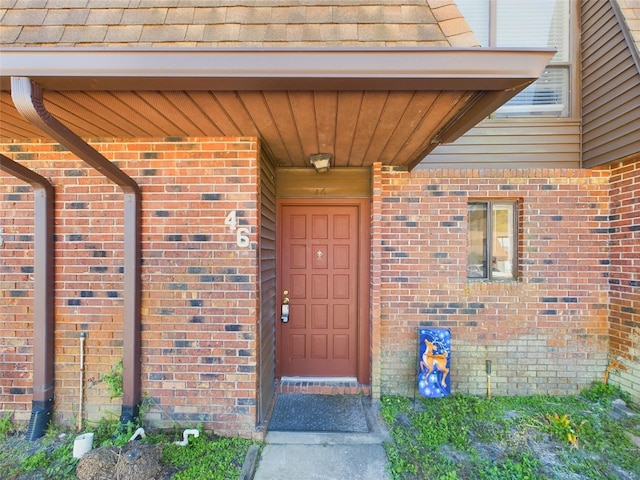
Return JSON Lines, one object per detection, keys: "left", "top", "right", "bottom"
{"left": 174, "top": 429, "right": 199, "bottom": 446}
{"left": 72, "top": 432, "right": 94, "bottom": 459}
{"left": 129, "top": 427, "right": 146, "bottom": 442}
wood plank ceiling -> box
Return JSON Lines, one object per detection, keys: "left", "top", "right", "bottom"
{"left": 1, "top": 88, "right": 471, "bottom": 169}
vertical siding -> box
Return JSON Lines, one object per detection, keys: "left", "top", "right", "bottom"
{"left": 258, "top": 147, "right": 277, "bottom": 425}
{"left": 423, "top": 0, "right": 583, "bottom": 169}
{"left": 422, "top": 121, "right": 581, "bottom": 169}
{"left": 581, "top": 0, "right": 640, "bottom": 167}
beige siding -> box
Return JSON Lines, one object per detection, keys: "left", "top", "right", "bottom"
{"left": 581, "top": 0, "right": 640, "bottom": 168}
{"left": 420, "top": 121, "right": 581, "bottom": 169}
{"left": 258, "top": 147, "right": 277, "bottom": 426}
{"left": 276, "top": 168, "right": 371, "bottom": 198}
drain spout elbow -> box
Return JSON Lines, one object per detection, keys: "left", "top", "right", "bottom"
{"left": 11, "top": 76, "right": 142, "bottom": 427}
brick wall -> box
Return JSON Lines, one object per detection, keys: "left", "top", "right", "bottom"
{"left": 375, "top": 166, "right": 611, "bottom": 397}
{"left": 607, "top": 154, "right": 640, "bottom": 399}
{"left": 3, "top": 137, "right": 637, "bottom": 432}
{"left": 0, "top": 137, "right": 261, "bottom": 438}
{"left": 370, "top": 162, "right": 383, "bottom": 399}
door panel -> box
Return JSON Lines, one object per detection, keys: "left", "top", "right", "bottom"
{"left": 279, "top": 204, "right": 359, "bottom": 377}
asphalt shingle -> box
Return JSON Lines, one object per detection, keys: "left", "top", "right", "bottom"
{"left": 1, "top": 1, "right": 477, "bottom": 48}
{"left": 43, "top": 8, "right": 89, "bottom": 26}
{"left": 60, "top": 25, "right": 106, "bottom": 43}
{"left": 165, "top": 7, "right": 194, "bottom": 25}
{"left": 226, "top": 6, "right": 272, "bottom": 24}
{"left": 16, "top": 25, "right": 63, "bottom": 43}
{"left": 85, "top": 9, "right": 124, "bottom": 26}
{"left": 185, "top": 24, "right": 205, "bottom": 42}
{"left": 193, "top": 8, "right": 227, "bottom": 26}
{"left": 140, "top": 24, "right": 187, "bottom": 43}
{"left": 2, "top": 8, "right": 47, "bottom": 25}
{"left": 14, "top": 0, "right": 45, "bottom": 7}
{"left": 103, "top": 25, "right": 143, "bottom": 43}
{"left": 121, "top": 8, "right": 167, "bottom": 25}
{"left": 618, "top": 1, "right": 640, "bottom": 55}
{"left": 45, "top": 0, "right": 90, "bottom": 8}
{"left": 202, "top": 24, "right": 240, "bottom": 43}
{"left": 0, "top": 25, "right": 20, "bottom": 43}
{"left": 296, "top": 6, "right": 333, "bottom": 25}
{"left": 86, "top": 0, "right": 129, "bottom": 7}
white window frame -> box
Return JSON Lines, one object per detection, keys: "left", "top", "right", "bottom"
{"left": 456, "top": 0, "right": 579, "bottom": 120}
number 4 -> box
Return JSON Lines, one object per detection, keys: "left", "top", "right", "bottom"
{"left": 224, "top": 211, "right": 237, "bottom": 231}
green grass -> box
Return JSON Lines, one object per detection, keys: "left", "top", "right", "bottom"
{"left": 163, "top": 434, "right": 254, "bottom": 480}
{"left": 0, "top": 415, "right": 258, "bottom": 480}
{"left": 0, "top": 425, "right": 79, "bottom": 480}
{"left": 381, "top": 382, "right": 640, "bottom": 480}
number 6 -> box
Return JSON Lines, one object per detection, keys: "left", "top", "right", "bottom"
{"left": 237, "top": 227, "right": 250, "bottom": 248}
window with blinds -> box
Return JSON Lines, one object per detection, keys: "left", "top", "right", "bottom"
{"left": 456, "top": 0, "right": 571, "bottom": 118}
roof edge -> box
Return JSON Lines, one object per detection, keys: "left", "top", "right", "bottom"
{"left": 0, "top": 47, "right": 555, "bottom": 91}
{"left": 610, "top": 0, "right": 640, "bottom": 74}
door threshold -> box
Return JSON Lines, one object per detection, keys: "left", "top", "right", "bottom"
{"left": 278, "top": 377, "right": 370, "bottom": 396}
{"left": 281, "top": 376, "right": 357, "bottom": 383}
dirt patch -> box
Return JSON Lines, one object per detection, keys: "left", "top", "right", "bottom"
{"left": 76, "top": 443, "right": 169, "bottom": 480}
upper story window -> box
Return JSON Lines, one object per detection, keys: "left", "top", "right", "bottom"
{"left": 456, "top": 0, "right": 572, "bottom": 118}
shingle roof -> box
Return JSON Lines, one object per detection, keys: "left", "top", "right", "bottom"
{"left": 618, "top": 0, "right": 640, "bottom": 54}
{"left": 0, "top": 0, "right": 478, "bottom": 47}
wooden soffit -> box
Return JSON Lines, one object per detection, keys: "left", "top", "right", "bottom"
{"left": 0, "top": 48, "right": 555, "bottom": 170}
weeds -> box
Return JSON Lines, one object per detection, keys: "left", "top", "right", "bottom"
{"left": 3, "top": 427, "right": 79, "bottom": 480}
{"left": 477, "top": 451, "right": 540, "bottom": 480}
{"left": 382, "top": 383, "right": 640, "bottom": 479}
{"left": 0, "top": 412, "right": 13, "bottom": 437}
{"left": 101, "top": 360, "right": 124, "bottom": 399}
{"left": 545, "top": 413, "right": 585, "bottom": 448}
{"left": 581, "top": 381, "right": 629, "bottom": 405}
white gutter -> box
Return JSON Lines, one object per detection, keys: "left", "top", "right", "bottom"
{"left": 0, "top": 47, "right": 556, "bottom": 91}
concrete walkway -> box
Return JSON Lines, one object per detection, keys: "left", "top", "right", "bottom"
{"left": 252, "top": 400, "right": 391, "bottom": 480}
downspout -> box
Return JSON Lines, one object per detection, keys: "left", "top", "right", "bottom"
{"left": 0, "top": 154, "right": 54, "bottom": 440}
{"left": 11, "top": 77, "right": 142, "bottom": 425}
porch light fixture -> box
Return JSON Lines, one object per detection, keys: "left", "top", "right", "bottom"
{"left": 310, "top": 153, "right": 332, "bottom": 173}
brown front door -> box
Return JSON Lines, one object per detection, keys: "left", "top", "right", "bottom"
{"left": 278, "top": 201, "right": 367, "bottom": 379}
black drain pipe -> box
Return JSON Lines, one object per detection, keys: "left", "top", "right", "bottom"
{"left": 0, "top": 154, "right": 55, "bottom": 440}
{"left": 11, "top": 77, "right": 142, "bottom": 425}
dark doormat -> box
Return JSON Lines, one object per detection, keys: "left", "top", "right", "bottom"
{"left": 268, "top": 394, "right": 370, "bottom": 433}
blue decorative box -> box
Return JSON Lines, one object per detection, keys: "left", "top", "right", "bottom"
{"left": 418, "top": 328, "right": 451, "bottom": 398}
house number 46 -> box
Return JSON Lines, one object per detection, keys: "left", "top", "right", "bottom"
{"left": 225, "top": 211, "right": 250, "bottom": 248}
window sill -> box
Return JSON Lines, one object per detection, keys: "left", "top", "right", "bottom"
{"left": 478, "top": 117, "right": 581, "bottom": 126}
{"left": 466, "top": 277, "right": 520, "bottom": 284}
